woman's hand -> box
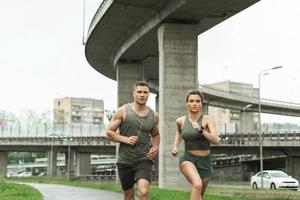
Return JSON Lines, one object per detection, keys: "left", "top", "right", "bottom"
{"left": 191, "top": 121, "right": 204, "bottom": 134}
{"left": 171, "top": 147, "right": 178, "bottom": 157}
{"left": 191, "top": 121, "right": 201, "bottom": 131}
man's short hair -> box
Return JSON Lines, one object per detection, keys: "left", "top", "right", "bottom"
{"left": 133, "top": 81, "right": 150, "bottom": 90}
{"left": 185, "top": 89, "right": 204, "bottom": 103}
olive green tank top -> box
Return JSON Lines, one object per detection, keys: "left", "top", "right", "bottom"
{"left": 117, "top": 104, "right": 155, "bottom": 165}
{"left": 181, "top": 115, "right": 210, "bottom": 151}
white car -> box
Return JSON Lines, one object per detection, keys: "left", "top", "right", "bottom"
{"left": 17, "top": 171, "right": 32, "bottom": 177}
{"left": 251, "top": 170, "right": 299, "bottom": 190}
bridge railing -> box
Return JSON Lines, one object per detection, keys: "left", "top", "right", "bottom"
{"left": 0, "top": 123, "right": 107, "bottom": 138}
{"left": 199, "top": 84, "right": 300, "bottom": 107}
{"left": 219, "top": 131, "right": 300, "bottom": 146}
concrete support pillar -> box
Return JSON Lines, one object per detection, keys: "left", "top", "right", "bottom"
{"left": 117, "top": 62, "right": 141, "bottom": 107}
{"left": 158, "top": 23, "right": 198, "bottom": 189}
{"left": 65, "top": 149, "right": 75, "bottom": 176}
{"left": 76, "top": 152, "right": 91, "bottom": 176}
{"left": 239, "top": 111, "right": 253, "bottom": 133}
{"left": 155, "top": 94, "right": 159, "bottom": 112}
{"left": 286, "top": 156, "right": 300, "bottom": 181}
{"left": 0, "top": 151, "right": 8, "bottom": 177}
{"left": 47, "top": 147, "right": 58, "bottom": 176}
{"left": 152, "top": 94, "right": 159, "bottom": 181}
{"left": 202, "top": 103, "right": 208, "bottom": 115}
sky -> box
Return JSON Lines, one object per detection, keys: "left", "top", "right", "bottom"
{"left": 0, "top": 0, "right": 299, "bottom": 123}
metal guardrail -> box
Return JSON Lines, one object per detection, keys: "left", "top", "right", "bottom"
{"left": 0, "top": 136, "right": 114, "bottom": 147}
{"left": 199, "top": 84, "right": 300, "bottom": 107}
{"left": 0, "top": 123, "right": 107, "bottom": 138}
{"left": 218, "top": 131, "right": 300, "bottom": 146}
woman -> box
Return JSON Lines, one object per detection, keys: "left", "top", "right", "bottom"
{"left": 171, "top": 89, "right": 220, "bottom": 200}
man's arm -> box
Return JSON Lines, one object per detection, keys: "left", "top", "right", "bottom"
{"left": 106, "top": 107, "right": 138, "bottom": 145}
{"left": 147, "top": 112, "right": 160, "bottom": 160}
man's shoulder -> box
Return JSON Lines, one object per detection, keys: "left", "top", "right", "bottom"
{"left": 115, "top": 105, "right": 128, "bottom": 118}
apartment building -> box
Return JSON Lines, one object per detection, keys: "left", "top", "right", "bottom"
{"left": 54, "top": 97, "right": 104, "bottom": 125}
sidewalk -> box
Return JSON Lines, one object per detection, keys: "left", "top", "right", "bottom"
{"left": 22, "top": 182, "right": 123, "bottom": 200}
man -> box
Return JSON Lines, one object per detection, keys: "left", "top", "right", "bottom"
{"left": 106, "top": 81, "right": 160, "bottom": 200}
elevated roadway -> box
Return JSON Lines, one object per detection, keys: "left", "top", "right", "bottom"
{"left": 200, "top": 85, "right": 300, "bottom": 116}
{"left": 85, "top": 0, "right": 260, "bottom": 89}
{"left": 0, "top": 136, "right": 115, "bottom": 154}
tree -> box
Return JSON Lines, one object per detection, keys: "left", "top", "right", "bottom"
{"left": 0, "top": 110, "right": 17, "bottom": 126}
{"left": 104, "top": 109, "right": 115, "bottom": 121}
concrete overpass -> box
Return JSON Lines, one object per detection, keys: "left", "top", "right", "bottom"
{"left": 1, "top": 132, "right": 300, "bottom": 180}
{"left": 85, "top": 0, "right": 260, "bottom": 90}
{"left": 200, "top": 84, "right": 300, "bottom": 117}
{"left": 0, "top": 136, "right": 115, "bottom": 178}
{"left": 0, "top": 123, "right": 115, "bottom": 178}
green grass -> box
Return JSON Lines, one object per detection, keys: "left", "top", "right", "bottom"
{"left": 6, "top": 176, "right": 300, "bottom": 200}
{"left": 0, "top": 179, "right": 42, "bottom": 200}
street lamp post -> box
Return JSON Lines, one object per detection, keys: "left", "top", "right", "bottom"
{"left": 258, "top": 66, "right": 282, "bottom": 189}
{"left": 242, "top": 104, "right": 252, "bottom": 134}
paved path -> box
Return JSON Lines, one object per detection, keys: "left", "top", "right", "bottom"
{"left": 22, "top": 183, "right": 123, "bottom": 200}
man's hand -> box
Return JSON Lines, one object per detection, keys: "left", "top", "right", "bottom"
{"left": 147, "top": 146, "right": 158, "bottom": 160}
{"left": 171, "top": 147, "right": 178, "bottom": 157}
{"left": 126, "top": 136, "right": 138, "bottom": 145}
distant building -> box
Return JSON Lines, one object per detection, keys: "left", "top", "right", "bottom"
{"left": 205, "top": 81, "right": 259, "bottom": 133}
{"left": 54, "top": 97, "right": 104, "bottom": 125}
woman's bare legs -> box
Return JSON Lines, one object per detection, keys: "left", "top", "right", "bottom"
{"left": 180, "top": 161, "right": 203, "bottom": 200}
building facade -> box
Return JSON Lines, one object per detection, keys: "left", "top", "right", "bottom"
{"left": 54, "top": 97, "right": 104, "bottom": 125}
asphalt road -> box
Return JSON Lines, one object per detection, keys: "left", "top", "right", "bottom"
{"left": 22, "top": 183, "right": 123, "bottom": 200}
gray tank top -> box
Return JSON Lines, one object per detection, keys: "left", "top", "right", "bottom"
{"left": 117, "top": 104, "right": 155, "bottom": 165}
{"left": 181, "top": 115, "right": 210, "bottom": 151}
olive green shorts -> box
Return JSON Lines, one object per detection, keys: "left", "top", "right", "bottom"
{"left": 179, "top": 151, "right": 213, "bottom": 178}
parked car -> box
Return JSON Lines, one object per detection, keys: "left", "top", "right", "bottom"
{"left": 38, "top": 172, "right": 46, "bottom": 176}
{"left": 6, "top": 172, "right": 18, "bottom": 178}
{"left": 94, "top": 164, "right": 116, "bottom": 175}
{"left": 251, "top": 170, "right": 299, "bottom": 190}
{"left": 17, "top": 171, "right": 32, "bottom": 177}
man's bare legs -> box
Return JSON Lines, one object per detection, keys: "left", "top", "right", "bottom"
{"left": 137, "top": 179, "right": 150, "bottom": 200}
{"left": 124, "top": 187, "right": 134, "bottom": 200}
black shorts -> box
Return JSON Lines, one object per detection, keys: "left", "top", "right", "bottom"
{"left": 117, "top": 160, "right": 153, "bottom": 191}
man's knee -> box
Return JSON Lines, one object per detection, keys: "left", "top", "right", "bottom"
{"left": 138, "top": 187, "right": 149, "bottom": 198}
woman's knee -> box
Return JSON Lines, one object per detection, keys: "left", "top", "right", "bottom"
{"left": 192, "top": 181, "right": 203, "bottom": 191}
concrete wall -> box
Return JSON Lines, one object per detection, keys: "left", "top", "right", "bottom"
{"left": 76, "top": 152, "right": 91, "bottom": 176}
{"left": 212, "top": 164, "right": 246, "bottom": 181}
{"left": 286, "top": 156, "right": 300, "bottom": 181}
